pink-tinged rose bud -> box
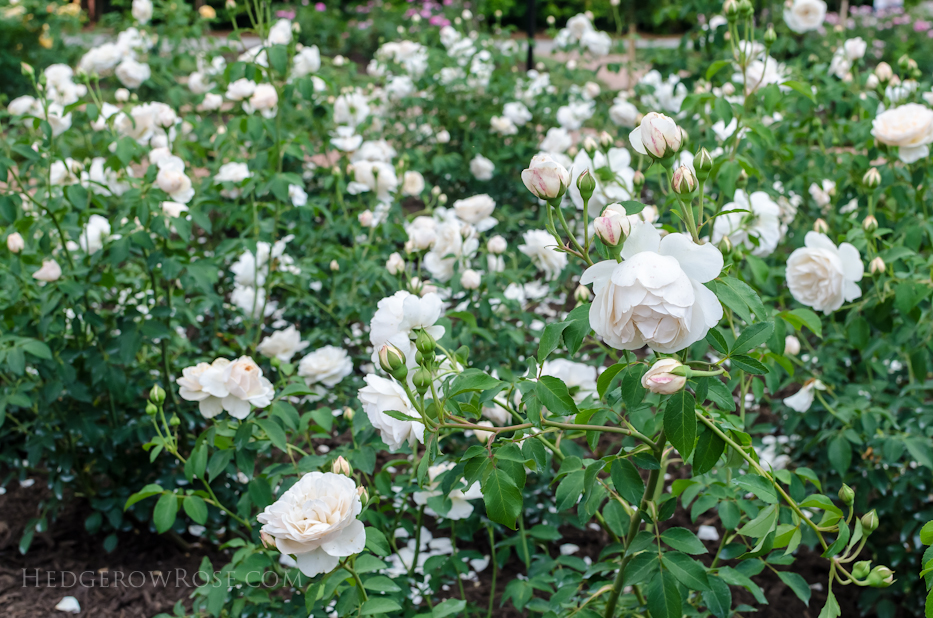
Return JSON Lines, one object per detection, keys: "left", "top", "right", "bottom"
{"left": 358, "top": 210, "right": 374, "bottom": 227}
{"left": 260, "top": 530, "right": 276, "bottom": 549}
{"left": 641, "top": 358, "right": 687, "bottom": 394}
{"left": 460, "top": 268, "right": 481, "bottom": 290}
{"left": 813, "top": 218, "right": 829, "bottom": 233}
{"left": 357, "top": 485, "right": 370, "bottom": 504}
{"left": 595, "top": 216, "right": 624, "bottom": 246}
{"left": 869, "top": 256, "right": 885, "bottom": 275}
{"left": 7, "top": 232, "right": 24, "bottom": 253}
{"left": 671, "top": 165, "right": 698, "bottom": 195}
{"left": 521, "top": 153, "right": 570, "bottom": 200}
{"left": 331, "top": 456, "right": 352, "bottom": 476}
{"left": 378, "top": 344, "right": 407, "bottom": 379}
{"left": 629, "top": 112, "right": 682, "bottom": 159}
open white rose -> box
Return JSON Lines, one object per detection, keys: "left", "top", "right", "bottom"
{"left": 257, "top": 325, "right": 309, "bottom": 363}
{"left": 470, "top": 154, "right": 495, "bottom": 181}
{"left": 401, "top": 171, "right": 425, "bottom": 196}
{"left": 297, "top": 345, "right": 354, "bottom": 389}
{"left": 783, "top": 0, "right": 826, "bottom": 33}
{"left": 115, "top": 58, "right": 151, "bottom": 89}
{"left": 225, "top": 78, "right": 257, "bottom": 101}
{"left": 154, "top": 156, "right": 194, "bottom": 203}
{"left": 413, "top": 461, "right": 484, "bottom": 520}
{"left": 292, "top": 46, "right": 321, "bottom": 79}
{"left": 581, "top": 223, "right": 723, "bottom": 353}
{"left": 519, "top": 229, "right": 568, "bottom": 281}
{"left": 258, "top": 472, "right": 366, "bottom": 577}
{"left": 783, "top": 378, "right": 826, "bottom": 412}
{"left": 871, "top": 103, "right": 933, "bottom": 164}
{"left": 132, "top": 0, "right": 153, "bottom": 24}
{"left": 80, "top": 214, "right": 111, "bottom": 254}
{"left": 370, "top": 291, "right": 445, "bottom": 365}
{"left": 785, "top": 231, "right": 863, "bottom": 314}
{"left": 33, "top": 259, "right": 62, "bottom": 282}
{"left": 453, "top": 193, "right": 496, "bottom": 226}
{"left": 711, "top": 190, "right": 784, "bottom": 257}
{"left": 358, "top": 374, "right": 425, "bottom": 451}
{"left": 177, "top": 359, "right": 225, "bottom": 418}
{"left": 629, "top": 112, "right": 682, "bottom": 159}
{"left": 195, "top": 356, "right": 275, "bottom": 419}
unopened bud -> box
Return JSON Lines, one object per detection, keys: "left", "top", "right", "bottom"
{"left": 330, "top": 260, "right": 340, "bottom": 271}
{"left": 225, "top": 0, "right": 236, "bottom": 9}
{"left": 897, "top": 54, "right": 917, "bottom": 74}
{"left": 260, "top": 530, "right": 276, "bottom": 549}
{"left": 738, "top": 0, "right": 754, "bottom": 18}
{"left": 862, "top": 215, "right": 878, "bottom": 232}
{"left": 813, "top": 218, "right": 829, "bottom": 233}
{"left": 838, "top": 484, "right": 855, "bottom": 506}
{"left": 595, "top": 215, "right": 625, "bottom": 247}
{"left": 863, "top": 167, "right": 881, "bottom": 189}
{"left": 576, "top": 169, "right": 597, "bottom": 202}
{"left": 861, "top": 510, "right": 879, "bottom": 534}
{"left": 866, "top": 74, "right": 880, "bottom": 89}
{"left": 145, "top": 402, "right": 158, "bottom": 416}
{"left": 718, "top": 235, "right": 733, "bottom": 253}
{"left": 357, "top": 485, "right": 370, "bottom": 504}
{"left": 574, "top": 284, "right": 591, "bottom": 303}
{"left": 343, "top": 407, "right": 355, "bottom": 421}
{"left": 582, "top": 136, "right": 599, "bottom": 154}
{"left": 866, "top": 565, "right": 895, "bottom": 588}
{"left": 632, "top": 170, "right": 645, "bottom": 191}
{"left": 764, "top": 24, "right": 777, "bottom": 47}
{"left": 869, "top": 256, "right": 885, "bottom": 275}
{"left": 412, "top": 366, "right": 432, "bottom": 394}
{"left": 150, "top": 385, "right": 166, "bottom": 404}
{"left": 169, "top": 414, "right": 181, "bottom": 426}
{"left": 332, "top": 456, "right": 352, "bottom": 476}
{"left": 735, "top": 169, "right": 749, "bottom": 189}
{"left": 694, "top": 147, "right": 714, "bottom": 181}
{"left": 600, "top": 131, "right": 613, "bottom": 148}
{"left": 671, "top": 165, "right": 698, "bottom": 195}
{"left": 784, "top": 335, "right": 800, "bottom": 356}
{"left": 21, "top": 62, "right": 34, "bottom": 77}
{"left": 724, "top": 0, "right": 740, "bottom": 20}
{"left": 415, "top": 329, "right": 436, "bottom": 355}
{"left": 853, "top": 561, "right": 871, "bottom": 579}
{"left": 641, "top": 358, "right": 686, "bottom": 394}
{"left": 378, "top": 344, "right": 408, "bottom": 381}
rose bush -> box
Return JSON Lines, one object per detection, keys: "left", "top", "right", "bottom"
{"left": 4, "top": 1, "right": 933, "bottom": 617}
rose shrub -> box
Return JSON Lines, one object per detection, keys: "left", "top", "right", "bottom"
{"left": 4, "top": 1, "right": 933, "bottom": 618}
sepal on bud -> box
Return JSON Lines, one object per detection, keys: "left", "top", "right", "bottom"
{"left": 150, "top": 385, "right": 166, "bottom": 404}
{"left": 694, "top": 147, "right": 714, "bottom": 181}
{"left": 862, "top": 167, "right": 881, "bottom": 189}
{"left": 838, "top": 484, "right": 855, "bottom": 506}
{"left": 861, "top": 509, "right": 879, "bottom": 534}
{"left": 852, "top": 561, "right": 871, "bottom": 579}
{"left": 412, "top": 367, "right": 432, "bottom": 395}
{"left": 576, "top": 169, "right": 597, "bottom": 202}
{"left": 378, "top": 344, "right": 408, "bottom": 381}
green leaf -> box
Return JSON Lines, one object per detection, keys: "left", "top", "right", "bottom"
{"left": 733, "top": 474, "right": 779, "bottom": 504}
{"left": 706, "top": 329, "right": 729, "bottom": 355}
{"left": 730, "top": 354, "right": 769, "bottom": 375}
{"left": 21, "top": 339, "right": 52, "bottom": 359}
{"left": 536, "top": 375, "right": 578, "bottom": 417}
{"left": 268, "top": 45, "right": 289, "bottom": 75}
{"left": 780, "top": 308, "right": 823, "bottom": 338}
{"left": 481, "top": 467, "right": 523, "bottom": 529}
{"left": 610, "top": 458, "right": 645, "bottom": 505}
{"left": 664, "top": 391, "right": 697, "bottom": 459}
{"left": 782, "top": 79, "right": 817, "bottom": 102}
{"left": 449, "top": 369, "right": 502, "bottom": 397}
{"left": 620, "top": 364, "right": 648, "bottom": 408}
{"left": 522, "top": 439, "right": 548, "bottom": 471}
{"left": 703, "top": 575, "right": 732, "bottom": 618}
{"left": 537, "top": 322, "right": 570, "bottom": 363}
{"left": 732, "top": 322, "right": 774, "bottom": 354}
{"left": 646, "top": 571, "right": 682, "bottom": 618}
{"left": 183, "top": 496, "right": 208, "bottom": 525}
{"left": 361, "top": 598, "right": 403, "bottom": 615}
{"left": 905, "top": 436, "right": 933, "bottom": 469}
{"left": 706, "top": 379, "right": 736, "bottom": 411}
{"left": 597, "top": 363, "right": 627, "bottom": 400}
{"left": 920, "top": 521, "right": 933, "bottom": 546}
{"left": 556, "top": 470, "right": 585, "bottom": 511}
{"left": 433, "top": 598, "right": 467, "bottom": 618}
{"left": 278, "top": 382, "right": 317, "bottom": 398}
{"left": 153, "top": 493, "right": 178, "bottom": 534}
{"left": 798, "top": 494, "right": 843, "bottom": 516}
{"left": 706, "top": 59, "right": 732, "bottom": 81}
{"left": 817, "top": 591, "right": 841, "bottom": 618}
{"left": 660, "top": 527, "right": 707, "bottom": 555}
{"left": 662, "top": 551, "right": 711, "bottom": 591}
{"left": 362, "top": 575, "right": 401, "bottom": 592}
{"left": 828, "top": 435, "right": 852, "bottom": 476}
{"left": 692, "top": 426, "right": 725, "bottom": 475}
{"left": 364, "top": 527, "right": 390, "bottom": 556}
{"left": 562, "top": 304, "right": 591, "bottom": 355}
{"left": 738, "top": 504, "right": 778, "bottom": 538}
{"left": 383, "top": 409, "right": 422, "bottom": 423}
{"left": 777, "top": 571, "right": 812, "bottom": 606}
{"left": 124, "top": 483, "right": 165, "bottom": 510}
{"left": 255, "top": 418, "right": 288, "bottom": 453}
{"left": 723, "top": 277, "right": 769, "bottom": 323}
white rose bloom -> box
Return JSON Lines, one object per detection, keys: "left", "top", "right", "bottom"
{"left": 581, "top": 223, "right": 724, "bottom": 353}
{"left": 258, "top": 472, "right": 366, "bottom": 577}
{"left": 581, "top": 30, "right": 612, "bottom": 56}
{"left": 460, "top": 268, "right": 481, "bottom": 290}
{"left": 639, "top": 70, "right": 688, "bottom": 114}
{"left": 297, "top": 346, "right": 354, "bottom": 389}
{"left": 502, "top": 101, "right": 532, "bottom": 126}
{"left": 783, "top": 0, "right": 827, "bottom": 33}
{"left": 195, "top": 356, "right": 275, "bottom": 419}
{"left": 132, "top": 0, "right": 153, "bottom": 23}
{"left": 83, "top": 157, "right": 129, "bottom": 196}
{"left": 78, "top": 43, "right": 123, "bottom": 76}
{"left": 453, "top": 193, "right": 496, "bottom": 226}
{"left": 808, "top": 180, "right": 835, "bottom": 209}
{"left": 369, "top": 290, "right": 445, "bottom": 363}
{"left": 487, "top": 235, "right": 507, "bottom": 254}
{"left": 33, "top": 259, "right": 62, "bottom": 282}
{"left": 188, "top": 71, "right": 215, "bottom": 95}
{"left": 519, "top": 229, "right": 568, "bottom": 281}
{"left": 609, "top": 98, "right": 640, "bottom": 128}
{"left": 739, "top": 56, "right": 788, "bottom": 94}
{"left": 46, "top": 104, "right": 72, "bottom": 137}
{"left": 785, "top": 232, "right": 863, "bottom": 314}
{"left": 115, "top": 58, "right": 151, "bottom": 89}
{"left": 333, "top": 92, "right": 370, "bottom": 127}
{"left": 50, "top": 158, "right": 83, "bottom": 186}
{"left": 783, "top": 379, "right": 827, "bottom": 412}
{"left": 401, "top": 170, "right": 425, "bottom": 196}
{"left": 629, "top": 112, "right": 682, "bottom": 159}
{"left": 266, "top": 19, "right": 293, "bottom": 45}
{"left": 406, "top": 216, "right": 438, "bottom": 250}
{"left": 522, "top": 153, "right": 571, "bottom": 200}
{"left": 490, "top": 116, "right": 518, "bottom": 136}
{"left": 289, "top": 184, "right": 308, "bottom": 207}
{"left": 842, "top": 37, "right": 867, "bottom": 61}
{"left": 871, "top": 103, "right": 933, "bottom": 164}
{"left": 413, "top": 462, "right": 484, "bottom": 519}
{"left": 386, "top": 252, "right": 406, "bottom": 275}
{"left": 155, "top": 156, "right": 194, "bottom": 204}
{"left": 215, "top": 161, "right": 252, "bottom": 184}
{"left": 470, "top": 154, "right": 495, "bottom": 181}
{"left": 79, "top": 214, "right": 111, "bottom": 254}
{"left": 177, "top": 359, "right": 225, "bottom": 418}
{"left": 556, "top": 100, "right": 595, "bottom": 131}
{"left": 8, "top": 95, "right": 39, "bottom": 116}
{"left": 540, "top": 127, "right": 573, "bottom": 153}
{"left": 349, "top": 160, "right": 397, "bottom": 202}
{"left": 541, "top": 359, "right": 597, "bottom": 403}
{"left": 424, "top": 220, "right": 468, "bottom": 282}
{"left": 161, "top": 201, "right": 189, "bottom": 218}
{"left": 7, "top": 232, "right": 25, "bottom": 253}
{"left": 292, "top": 46, "right": 322, "bottom": 79}
{"left": 358, "top": 374, "right": 425, "bottom": 451}
{"left": 225, "top": 78, "right": 257, "bottom": 101}
{"left": 246, "top": 83, "right": 278, "bottom": 117}
{"left": 352, "top": 140, "right": 396, "bottom": 163}
{"left": 711, "top": 190, "right": 784, "bottom": 257}
{"left": 566, "top": 148, "right": 635, "bottom": 216}
{"left": 257, "top": 325, "right": 309, "bottom": 363}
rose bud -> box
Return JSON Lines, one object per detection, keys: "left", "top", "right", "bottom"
{"left": 875, "top": 61, "right": 893, "bottom": 82}
{"left": 378, "top": 344, "right": 408, "bottom": 380}
{"left": 460, "top": 268, "right": 481, "bottom": 290}
{"left": 671, "top": 165, "right": 698, "bottom": 195}
{"left": 866, "top": 565, "right": 895, "bottom": 588}
{"left": 813, "top": 218, "right": 829, "bottom": 233}
{"left": 574, "top": 284, "right": 591, "bottom": 303}
{"left": 694, "top": 147, "right": 714, "bottom": 181}
{"left": 838, "top": 484, "right": 855, "bottom": 506}
{"left": 764, "top": 24, "right": 777, "bottom": 47}
{"left": 861, "top": 510, "right": 879, "bottom": 534}
{"left": 630, "top": 111, "right": 683, "bottom": 159}
{"left": 863, "top": 167, "right": 881, "bottom": 188}
{"left": 641, "top": 358, "right": 687, "bottom": 394}
{"left": 521, "top": 153, "right": 570, "bottom": 200}
{"left": 595, "top": 215, "right": 625, "bottom": 247}
{"left": 869, "top": 256, "right": 885, "bottom": 275}
{"left": 576, "top": 169, "right": 597, "bottom": 202}
{"left": 784, "top": 335, "right": 801, "bottom": 356}
{"left": 852, "top": 561, "right": 872, "bottom": 579}
{"left": 862, "top": 215, "right": 878, "bottom": 232}
{"left": 331, "top": 456, "right": 352, "bottom": 476}
{"left": 7, "top": 232, "right": 24, "bottom": 253}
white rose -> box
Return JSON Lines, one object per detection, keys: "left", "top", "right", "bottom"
{"left": 424, "top": 220, "right": 469, "bottom": 282}
{"left": 407, "top": 216, "right": 438, "bottom": 250}
{"left": 712, "top": 190, "right": 784, "bottom": 257}
{"left": 7, "top": 232, "right": 25, "bottom": 253}
{"left": 197, "top": 356, "right": 275, "bottom": 419}
{"left": 248, "top": 83, "right": 278, "bottom": 114}
{"left": 289, "top": 184, "right": 308, "bottom": 207}
{"left": 257, "top": 325, "right": 309, "bottom": 363}
{"left": 176, "top": 359, "right": 226, "bottom": 418}
{"left": 629, "top": 112, "right": 682, "bottom": 159}
{"left": 609, "top": 99, "right": 639, "bottom": 128}
{"left": 8, "top": 95, "right": 38, "bottom": 116}
{"left": 413, "top": 462, "right": 484, "bottom": 519}
{"left": 487, "top": 235, "right": 507, "bottom": 254}
{"left": 225, "top": 78, "right": 257, "bottom": 101}
{"left": 155, "top": 157, "right": 194, "bottom": 204}
{"left": 460, "top": 268, "right": 481, "bottom": 290}
{"left": 292, "top": 46, "right": 321, "bottom": 79}
{"left": 453, "top": 193, "right": 496, "bottom": 224}
{"left": 215, "top": 161, "right": 252, "bottom": 184}
{"left": 188, "top": 71, "right": 214, "bottom": 95}
{"left": 785, "top": 231, "right": 863, "bottom": 314}
{"left": 519, "top": 229, "right": 568, "bottom": 281}
{"left": 470, "top": 154, "right": 495, "bottom": 181}
{"left": 402, "top": 170, "right": 425, "bottom": 196}
{"left": 386, "top": 252, "right": 406, "bottom": 275}
{"left": 871, "top": 103, "right": 933, "bottom": 164}
{"left": 161, "top": 201, "right": 189, "bottom": 218}
{"left": 132, "top": 0, "right": 153, "bottom": 24}
{"left": 358, "top": 374, "right": 425, "bottom": 451}
{"left": 297, "top": 346, "right": 354, "bottom": 389}
{"left": 540, "top": 127, "right": 572, "bottom": 153}
{"left": 581, "top": 30, "right": 612, "bottom": 56}
{"left": 258, "top": 472, "right": 366, "bottom": 577}
{"left": 80, "top": 214, "right": 111, "bottom": 254}
{"left": 369, "top": 290, "right": 445, "bottom": 364}
{"left": 350, "top": 160, "right": 398, "bottom": 203}
{"left": 33, "top": 259, "right": 62, "bottom": 282}
{"left": 783, "top": 0, "right": 827, "bottom": 33}
{"left": 266, "top": 19, "right": 292, "bottom": 46}
{"left": 333, "top": 92, "right": 370, "bottom": 127}
{"left": 581, "top": 223, "right": 724, "bottom": 353}
{"left": 784, "top": 335, "right": 801, "bottom": 356}
{"left": 842, "top": 37, "right": 866, "bottom": 61}
{"left": 522, "top": 153, "right": 571, "bottom": 200}
{"left": 490, "top": 116, "right": 518, "bottom": 136}
{"left": 115, "top": 58, "right": 151, "bottom": 89}
{"left": 783, "top": 378, "right": 826, "bottom": 412}
{"left": 641, "top": 358, "right": 687, "bottom": 394}
{"left": 502, "top": 101, "right": 532, "bottom": 126}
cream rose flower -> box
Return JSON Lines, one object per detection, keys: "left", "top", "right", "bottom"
{"left": 783, "top": 378, "right": 826, "bottom": 412}
{"left": 358, "top": 374, "right": 425, "bottom": 451}
{"left": 257, "top": 325, "right": 309, "bottom": 363}
{"left": 711, "top": 190, "right": 784, "bottom": 257}
{"left": 453, "top": 193, "right": 496, "bottom": 226}
{"left": 177, "top": 359, "right": 226, "bottom": 418}
{"left": 154, "top": 156, "right": 194, "bottom": 204}
{"left": 785, "top": 232, "right": 863, "bottom": 314}
{"left": 297, "top": 345, "right": 354, "bottom": 389}
{"left": 871, "top": 103, "right": 933, "bottom": 164}
{"left": 33, "top": 259, "right": 62, "bottom": 282}
{"left": 115, "top": 58, "right": 151, "bottom": 89}
{"left": 257, "top": 472, "right": 366, "bottom": 577}
{"left": 783, "top": 0, "right": 826, "bottom": 33}
{"left": 413, "top": 462, "right": 484, "bottom": 520}
{"left": 401, "top": 170, "right": 425, "bottom": 196}
{"left": 519, "top": 229, "right": 568, "bottom": 281}
{"left": 196, "top": 356, "right": 275, "bottom": 419}
{"left": 7, "top": 232, "right": 25, "bottom": 253}
{"left": 581, "top": 223, "right": 724, "bottom": 353}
